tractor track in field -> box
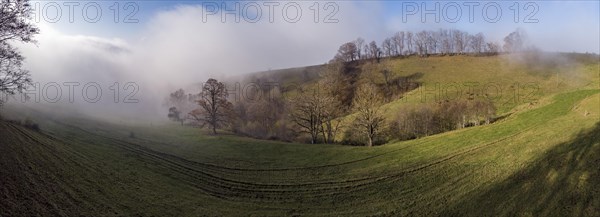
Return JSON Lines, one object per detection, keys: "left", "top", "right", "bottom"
{"left": 38, "top": 124, "right": 385, "bottom": 193}
{"left": 25, "top": 120, "right": 536, "bottom": 202}
{"left": 111, "top": 132, "right": 415, "bottom": 172}
{"left": 48, "top": 120, "right": 421, "bottom": 175}
{"left": 4, "top": 124, "right": 111, "bottom": 177}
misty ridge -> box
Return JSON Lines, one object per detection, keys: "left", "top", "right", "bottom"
{"left": 154, "top": 26, "right": 599, "bottom": 146}
{"left": 5, "top": 26, "right": 595, "bottom": 123}
{"left": 0, "top": 2, "right": 595, "bottom": 124}
{"left": 0, "top": 1, "right": 597, "bottom": 142}
{"left": 0, "top": 3, "right": 596, "bottom": 125}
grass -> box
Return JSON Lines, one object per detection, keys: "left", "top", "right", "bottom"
{"left": 328, "top": 54, "right": 598, "bottom": 138}
{"left": 378, "top": 54, "right": 597, "bottom": 114}
{"left": 1, "top": 54, "right": 599, "bottom": 216}
{"left": 1, "top": 89, "right": 598, "bottom": 216}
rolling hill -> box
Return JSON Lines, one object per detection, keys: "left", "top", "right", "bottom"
{"left": 1, "top": 53, "right": 599, "bottom": 216}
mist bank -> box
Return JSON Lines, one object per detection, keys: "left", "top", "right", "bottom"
{"left": 8, "top": 2, "right": 381, "bottom": 122}
{"left": 5, "top": 2, "right": 598, "bottom": 123}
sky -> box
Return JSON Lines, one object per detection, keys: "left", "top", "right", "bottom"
{"left": 9, "top": 0, "right": 600, "bottom": 121}
{"left": 32, "top": 1, "right": 600, "bottom": 53}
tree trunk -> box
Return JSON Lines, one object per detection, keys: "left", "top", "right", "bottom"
{"left": 321, "top": 125, "right": 328, "bottom": 144}
{"left": 212, "top": 125, "right": 217, "bottom": 135}
{"left": 367, "top": 136, "right": 373, "bottom": 147}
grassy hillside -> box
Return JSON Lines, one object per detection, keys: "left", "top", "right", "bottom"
{"left": 1, "top": 54, "right": 599, "bottom": 216}
{"left": 255, "top": 53, "right": 598, "bottom": 142}
{"left": 251, "top": 53, "right": 597, "bottom": 113}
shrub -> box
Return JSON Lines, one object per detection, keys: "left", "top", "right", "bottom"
{"left": 390, "top": 98, "right": 496, "bottom": 141}
{"left": 341, "top": 120, "right": 389, "bottom": 146}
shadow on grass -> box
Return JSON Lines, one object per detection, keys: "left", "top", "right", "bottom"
{"left": 445, "top": 122, "right": 600, "bottom": 217}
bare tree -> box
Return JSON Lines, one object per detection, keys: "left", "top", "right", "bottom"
{"left": 289, "top": 86, "right": 327, "bottom": 144}
{"left": 189, "top": 78, "right": 233, "bottom": 134}
{"left": 415, "top": 31, "right": 429, "bottom": 56}
{"left": 485, "top": 42, "right": 500, "bottom": 55}
{"left": 389, "top": 35, "right": 398, "bottom": 56}
{"left": 0, "top": 0, "right": 39, "bottom": 107}
{"left": 392, "top": 31, "right": 405, "bottom": 56}
{"left": 368, "top": 41, "right": 381, "bottom": 62}
{"left": 288, "top": 65, "right": 344, "bottom": 144}
{"left": 354, "top": 37, "right": 365, "bottom": 59}
{"left": 391, "top": 98, "right": 495, "bottom": 140}
{"left": 165, "top": 89, "right": 191, "bottom": 125}
{"left": 353, "top": 84, "right": 386, "bottom": 147}
{"left": 334, "top": 42, "right": 358, "bottom": 62}
{"left": 246, "top": 95, "right": 285, "bottom": 138}
{"left": 427, "top": 31, "right": 439, "bottom": 55}
{"left": 381, "top": 38, "right": 393, "bottom": 57}
{"left": 405, "top": 32, "right": 414, "bottom": 55}
{"left": 230, "top": 78, "right": 290, "bottom": 140}
{"left": 503, "top": 28, "right": 527, "bottom": 53}
{"left": 439, "top": 29, "right": 452, "bottom": 55}
{"left": 363, "top": 44, "right": 370, "bottom": 59}
{"left": 168, "top": 107, "right": 183, "bottom": 124}
{"left": 319, "top": 97, "right": 342, "bottom": 144}
{"left": 319, "top": 63, "right": 345, "bottom": 143}
{"left": 452, "top": 29, "right": 470, "bottom": 54}
{"left": 469, "top": 32, "right": 485, "bottom": 54}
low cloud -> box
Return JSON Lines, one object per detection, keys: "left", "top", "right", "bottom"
{"left": 11, "top": 2, "right": 384, "bottom": 122}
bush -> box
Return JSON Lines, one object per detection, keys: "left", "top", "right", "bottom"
{"left": 341, "top": 121, "right": 389, "bottom": 146}
{"left": 390, "top": 98, "right": 496, "bottom": 141}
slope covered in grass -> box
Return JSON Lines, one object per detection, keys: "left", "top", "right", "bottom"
{"left": 2, "top": 87, "right": 598, "bottom": 216}
{"left": 2, "top": 53, "right": 598, "bottom": 215}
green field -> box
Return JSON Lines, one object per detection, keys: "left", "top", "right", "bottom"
{"left": 1, "top": 54, "right": 599, "bottom": 216}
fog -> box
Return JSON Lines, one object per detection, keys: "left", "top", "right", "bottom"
{"left": 8, "top": 2, "right": 383, "bottom": 123}
{"left": 4, "top": 1, "right": 598, "bottom": 123}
